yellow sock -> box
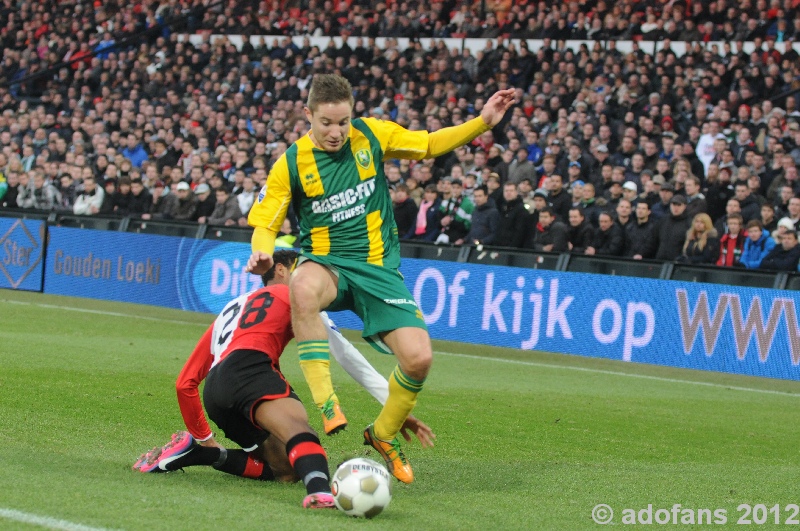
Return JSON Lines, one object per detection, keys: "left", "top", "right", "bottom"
{"left": 297, "top": 340, "right": 338, "bottom": 408}
{"left": 374, "top": 366, "right": 425, "bottom": 441}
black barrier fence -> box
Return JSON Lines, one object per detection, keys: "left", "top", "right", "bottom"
{"left": 0, "top": 209, "right": 796, "bottom": 290}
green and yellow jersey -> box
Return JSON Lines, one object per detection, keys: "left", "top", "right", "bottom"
{"left": 249, "top": 117, "right": 430, "bottom": 269}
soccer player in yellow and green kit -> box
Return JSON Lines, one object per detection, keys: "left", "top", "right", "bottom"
{"left": 246, "top": 74, "right": 514, "bottom": 483}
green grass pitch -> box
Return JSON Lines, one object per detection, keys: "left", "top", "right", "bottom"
{"left": 2, "top": 289, "right": 800, "bottom": 530}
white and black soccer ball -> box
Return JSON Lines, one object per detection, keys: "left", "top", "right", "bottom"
{"left": 331, "top": 458, "right": 392, "bottom": 518}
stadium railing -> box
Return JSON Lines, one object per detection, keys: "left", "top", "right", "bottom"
{"left": 3, "top": 211, "right": 798, "bottom": 288}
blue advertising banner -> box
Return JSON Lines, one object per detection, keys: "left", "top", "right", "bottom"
{"left": 44, "top": 227, "right": 258, "bottom": 312}
{"left": 42, "top": 227, "right": 800, "bottom": 380}
{"left": 0, "top": 217, "right": 45, "bottom": 291}
{"left": 331, "top": 259, "right": 800, "bottom": 381}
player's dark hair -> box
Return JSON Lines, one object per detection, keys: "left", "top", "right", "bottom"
{"left": 307, "top": 74, "right": 354, "bottom": 113}
{"left": 261, "top": 250, "right": 299, "bottom": 285}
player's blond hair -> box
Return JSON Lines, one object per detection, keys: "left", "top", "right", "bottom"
{"left": 307, "top": 74, "right": 354, "bottom": 113}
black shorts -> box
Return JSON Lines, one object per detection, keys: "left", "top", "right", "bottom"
{"left": 203, "top": 349, "right": 300, "bottom": 451}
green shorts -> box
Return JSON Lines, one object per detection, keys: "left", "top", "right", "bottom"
{"left": 298, "top": 253, "right": 427, "bottom": 354}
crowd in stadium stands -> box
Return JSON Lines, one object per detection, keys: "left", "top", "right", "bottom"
{"left": 2, "top": 0, "right": 800, "bottom": 270}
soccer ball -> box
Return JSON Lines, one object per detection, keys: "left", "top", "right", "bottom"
{"left": 331, "top": 458, "right": 392, "bottom": 518}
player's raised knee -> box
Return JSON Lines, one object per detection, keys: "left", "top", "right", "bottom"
{"left": 399, "top": 346, "right": 433, "bottom": 380}
{"left": 289, "top": 282, "right": 321, "bottom": 316}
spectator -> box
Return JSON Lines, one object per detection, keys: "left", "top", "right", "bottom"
{"left": 27, "top": 171, "right": 61, "bottom": 211}
{"left": 717, "top": 214, "right": 746, "bottom": 267}
{"left": 704, "top": 165, "right": 735, "bottom": 222}
{"left": 128, "top": 178, "right": 153, "bottom": 218}
{"left": 655, "top": 195, "right": 692, "bottom": 261}
{"left": 436, "top": 179, "right": 473, "bottom": 244}
{"left": 406, "top": 177, "right": 423, "bottom": 206}
{"left": 517, "top": 178, "right": 536, "bottom": 211}
{"left": 579, "top": 183, "right": 603, "bottom": 227}
{"left": 458, "top": 185, "right": 499, "bottom": 246}
{"left": 527, "top": 206, "right": 568, "bottom": 253}
{"left": 604, "top": 181, "right": 623, "bottom": 211}
{"left": 733, "top": 181, "right": 761, "bottom": 223}
{"left": 204, "top": 187, "right": 242, "bottom": 226}
{"left": 485, "top": 173, "right": 502, "bottom": 206}
{"left": 761, "top": 203, "right": 779, "bottom": 234}
{"left": 2, "top": 172, "right": 19, "bottom": 208}
{"left": 57, "top": 174, "right": 78, "bottom": 213}
{"left": 152, "top": 139, "right": 178, "bottom": 175}
{"left": 494, "top": 182, "right": 529, "bottom": 248}
{"left": 741, "top": 220, "right": 776, "bottom": 269}
{"left": 73, "top": 176, "right": 104, "bottom": 216}
{"left": 786, "top": 197, "right": 800, "bottom": 231}
{"left": 621, "top": 181, "right": 640, "bottom": 207}
{"left": 586, "top": 211, "right": 624, "bottom": 257}
{"left": 143, "top": 181, "right": 178, "bottom": 220}
{"left": 615, "top": 199, "right": 633, "bottom": 231}
{"left": 122, "top": 134, "right": 149, "bottom": 169}
{"left": 193, "top": 183, "right": 216, "bottom": 222}
{"left": 15, "top": 173, "right": 33, "bottom": 210}
{"left": 393, "top": 184, "right": 418, "bottom": 239}
{"left": 760, "top": 230, "right": 800, "bottom": 271}
{"left": 112, "top": 177, "right": 133, "bottom": 216}
{"left": 570, "top": 180, "right": 585, "bottom": 209}
{"left": 651, "top": 182, "right": 675, "bottom": 221}
{"left": 236, "top": 176, "right": 258, "bottom": 219}
{"left": 567, "top": 207, "right": 594, "bottom": 255}
{"left": 684, "top": 176, "right": 707, "bottom": 219}
{"left": 407, "top": 184, "right": 441, "bottom": 241}
{"left": 714, "top": 199, "right": 742, "bottom": 236}
{"left": 173, "top": 182, "right": 199, "bottom": 222}
{"left": 99, "top": 179, "right": 117, "bottom": 215}
{"left": 678, "top": 213, "right": 720, "bottom": 265}
{"left": 773, "top": 217, "right": 797, "bottom": 243}
{"left": 547, "top": 174, "right": 571, "bottom": 222}
{"left": 624, "top": 202, "right": 657, "bottom": 259}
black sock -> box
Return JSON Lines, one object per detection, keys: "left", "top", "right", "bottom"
{"left": 163, "top": 446, "right": 220, "bottom": 471}
{"left": 286, "top": 433, "right": 330, "bottom": 495}
{"left": 212, "top": 449, "right": 275, "bottom": 481}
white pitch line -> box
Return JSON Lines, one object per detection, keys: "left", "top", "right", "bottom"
{"left": 2, "top": 299, "right": 209, "bottom": 327}
{"left": 5, "top": 298, "right": 800, "bottom": 397}
{"left": 423, "top": 350, "right": 800, "bottom": 398}
{"left": 0, "top": 508, "right": 117, "bottom": 531}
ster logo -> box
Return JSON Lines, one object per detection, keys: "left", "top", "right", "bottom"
{"left": 304, "top": 173, "right": 315, "bottom": 181}
{"left": 355, "top": 148, "right": 371, "bottom": 170}
{"left": 0, "top": 219, "right": 43, "bottom": 289}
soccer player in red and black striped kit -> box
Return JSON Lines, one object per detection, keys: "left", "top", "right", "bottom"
{"left": 134, "top": 250, "right": 435, "bottom": 508}
{"left": 135, "top": 251, "right": 336, "bottom": 509}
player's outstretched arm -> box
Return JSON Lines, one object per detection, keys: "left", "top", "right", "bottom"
{"left": 175, "top": 325, "right": 216, "bottom": 442}
{"left": 423, "top": 88, "right": 515, "bottom": 159}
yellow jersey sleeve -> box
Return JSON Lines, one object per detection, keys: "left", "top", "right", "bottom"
{"left": 362, "top": 117, "right": 429, "bottom": 160}
{"left": 362, "top": 116, "right": 491, "bottom": 160}
{"left": 425, "top": 117, "right": 491, "bottom": 158}
{"left": 247, "top": 155, "right": 292, "bottom": 254}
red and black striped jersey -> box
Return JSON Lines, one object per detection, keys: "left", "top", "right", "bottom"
{"left": 209, "top": 283, "right": 293, "bottom": 368}
{"left": 176, "top": 283, "right": 293, "bottom": 441}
